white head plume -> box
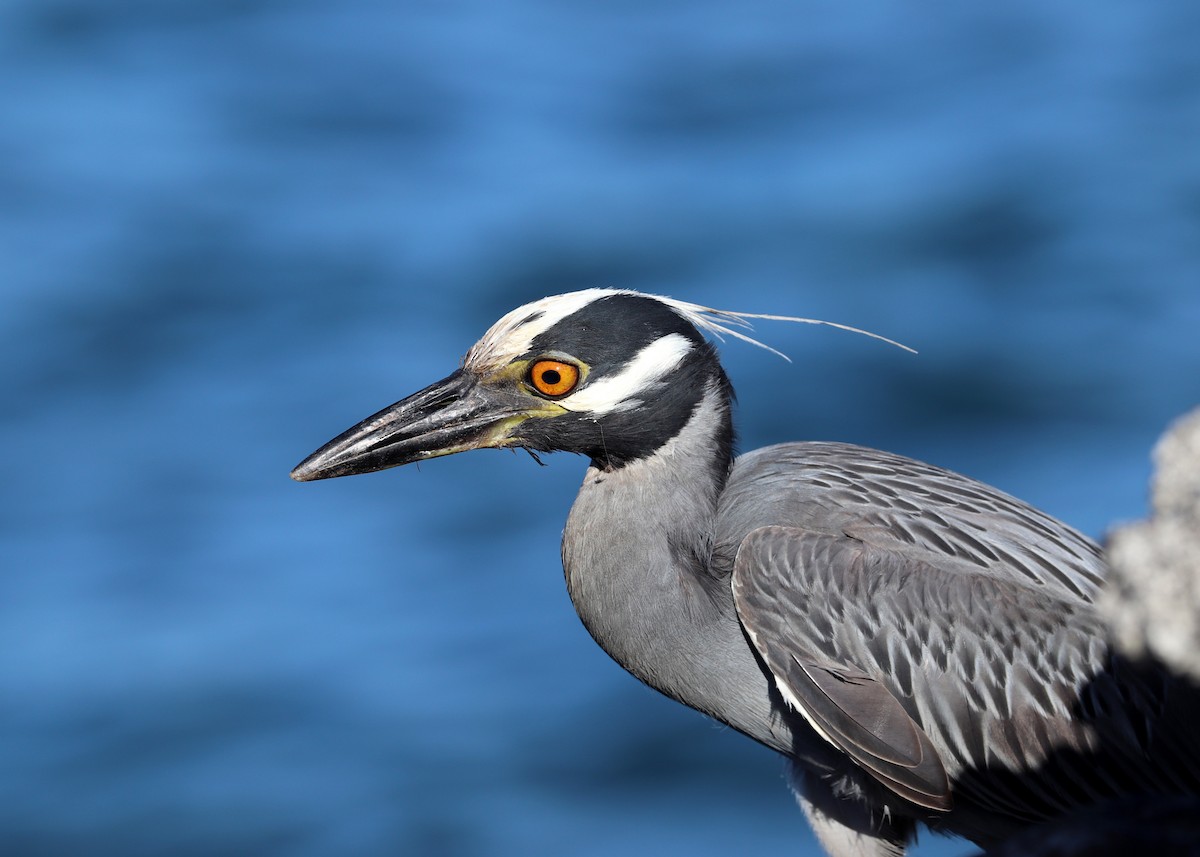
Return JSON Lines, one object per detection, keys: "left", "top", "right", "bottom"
{"left": 464, "top": 288, "right": 915, "bottom": 371}
{"left": 647, "top": 293, "right": 917, "bottom": 360}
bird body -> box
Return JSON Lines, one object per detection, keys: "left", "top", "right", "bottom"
{"left": 293, "top": 289, "right": 1200, "bottom": 856}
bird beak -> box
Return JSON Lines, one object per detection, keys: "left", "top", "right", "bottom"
{"left": 290, "top": 369, "right": 537, "bottom": 482}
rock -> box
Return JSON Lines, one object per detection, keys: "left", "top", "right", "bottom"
{"left": 1102, "top": 407, "right": 1200, "bottom": 681}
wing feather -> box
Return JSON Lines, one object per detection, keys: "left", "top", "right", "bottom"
{"left": 733, "top": 526, "right": 952, "bottom": 810}
{"left": 731, "top": 524, "right": 1109, "bottom": 814}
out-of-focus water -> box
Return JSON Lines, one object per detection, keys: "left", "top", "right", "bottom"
{"left": 2, "top": 2, "right": 1198, "bottom": 855}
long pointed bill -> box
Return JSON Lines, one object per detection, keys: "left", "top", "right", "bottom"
{"left": 291, "top": 369, "right": 536, "bottom": 482}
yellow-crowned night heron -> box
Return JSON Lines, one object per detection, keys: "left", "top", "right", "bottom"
{"left": 292, "top": 289, "right": 1200, "bottom": 856}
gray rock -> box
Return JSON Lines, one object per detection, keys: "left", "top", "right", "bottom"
{"left": 1102, "top": 407, "right": 1200, "bottom": 681}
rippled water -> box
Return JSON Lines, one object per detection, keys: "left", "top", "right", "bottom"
{"left": 2, "top": 2, "right": 1198, "bottom": 855}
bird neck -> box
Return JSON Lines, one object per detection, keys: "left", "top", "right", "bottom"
{"left": 563, "top": 379, "right": 730, "bottom": 679}
{"left": 561, "top": 380, "right": 789, "bottom": 747}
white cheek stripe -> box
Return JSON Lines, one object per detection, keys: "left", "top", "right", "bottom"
{"left": 561, "top": 333, "right": 694, "bottom": 414}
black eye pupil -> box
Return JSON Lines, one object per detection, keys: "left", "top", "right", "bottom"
{"left": 541, "top": 369, "right": 561, "bottom": 386}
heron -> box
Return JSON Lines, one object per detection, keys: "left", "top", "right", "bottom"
{"left": 292, "top": 289, "right": 1199, "bottom": 856}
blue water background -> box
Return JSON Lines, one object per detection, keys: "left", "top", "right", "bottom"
{"left": 2, "top": 2, "right": 1199, "bottom": 855}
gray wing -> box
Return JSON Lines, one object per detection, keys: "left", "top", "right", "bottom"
{"left": 722, "top": 444, "right": 1199, "bottom": 827}
{"left": 720, "top": 443, "right": 1107, "bottom": 605}
{"left": 732, "top": 523, "right": 953, "bottom": 810}
{"left": 731, "top": 524, "right": 1109, "bottom": 814}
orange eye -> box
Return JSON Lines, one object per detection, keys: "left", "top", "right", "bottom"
{"left": 528, "top": 360, "right": 580, "bottom": 397}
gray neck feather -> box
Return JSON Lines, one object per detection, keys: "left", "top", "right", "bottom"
{"left": 561, "top": 382, "right": 794, "bottom": 751}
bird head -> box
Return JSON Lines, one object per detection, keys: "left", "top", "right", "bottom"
{"left": 290, "top": 289, "right": 736, "bottom": 481}
{"left": 290, "top": 288, "right": 910, "bottom": 481}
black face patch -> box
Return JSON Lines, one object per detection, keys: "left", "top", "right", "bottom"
{"left": 523, "top": 293, "right": 708, "bottom": 372}
{"left": 510, "top": 293, "right": 736, "bottom": 470}
{"left": 513, "top": 339, "right": 735, "bottom": 471}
